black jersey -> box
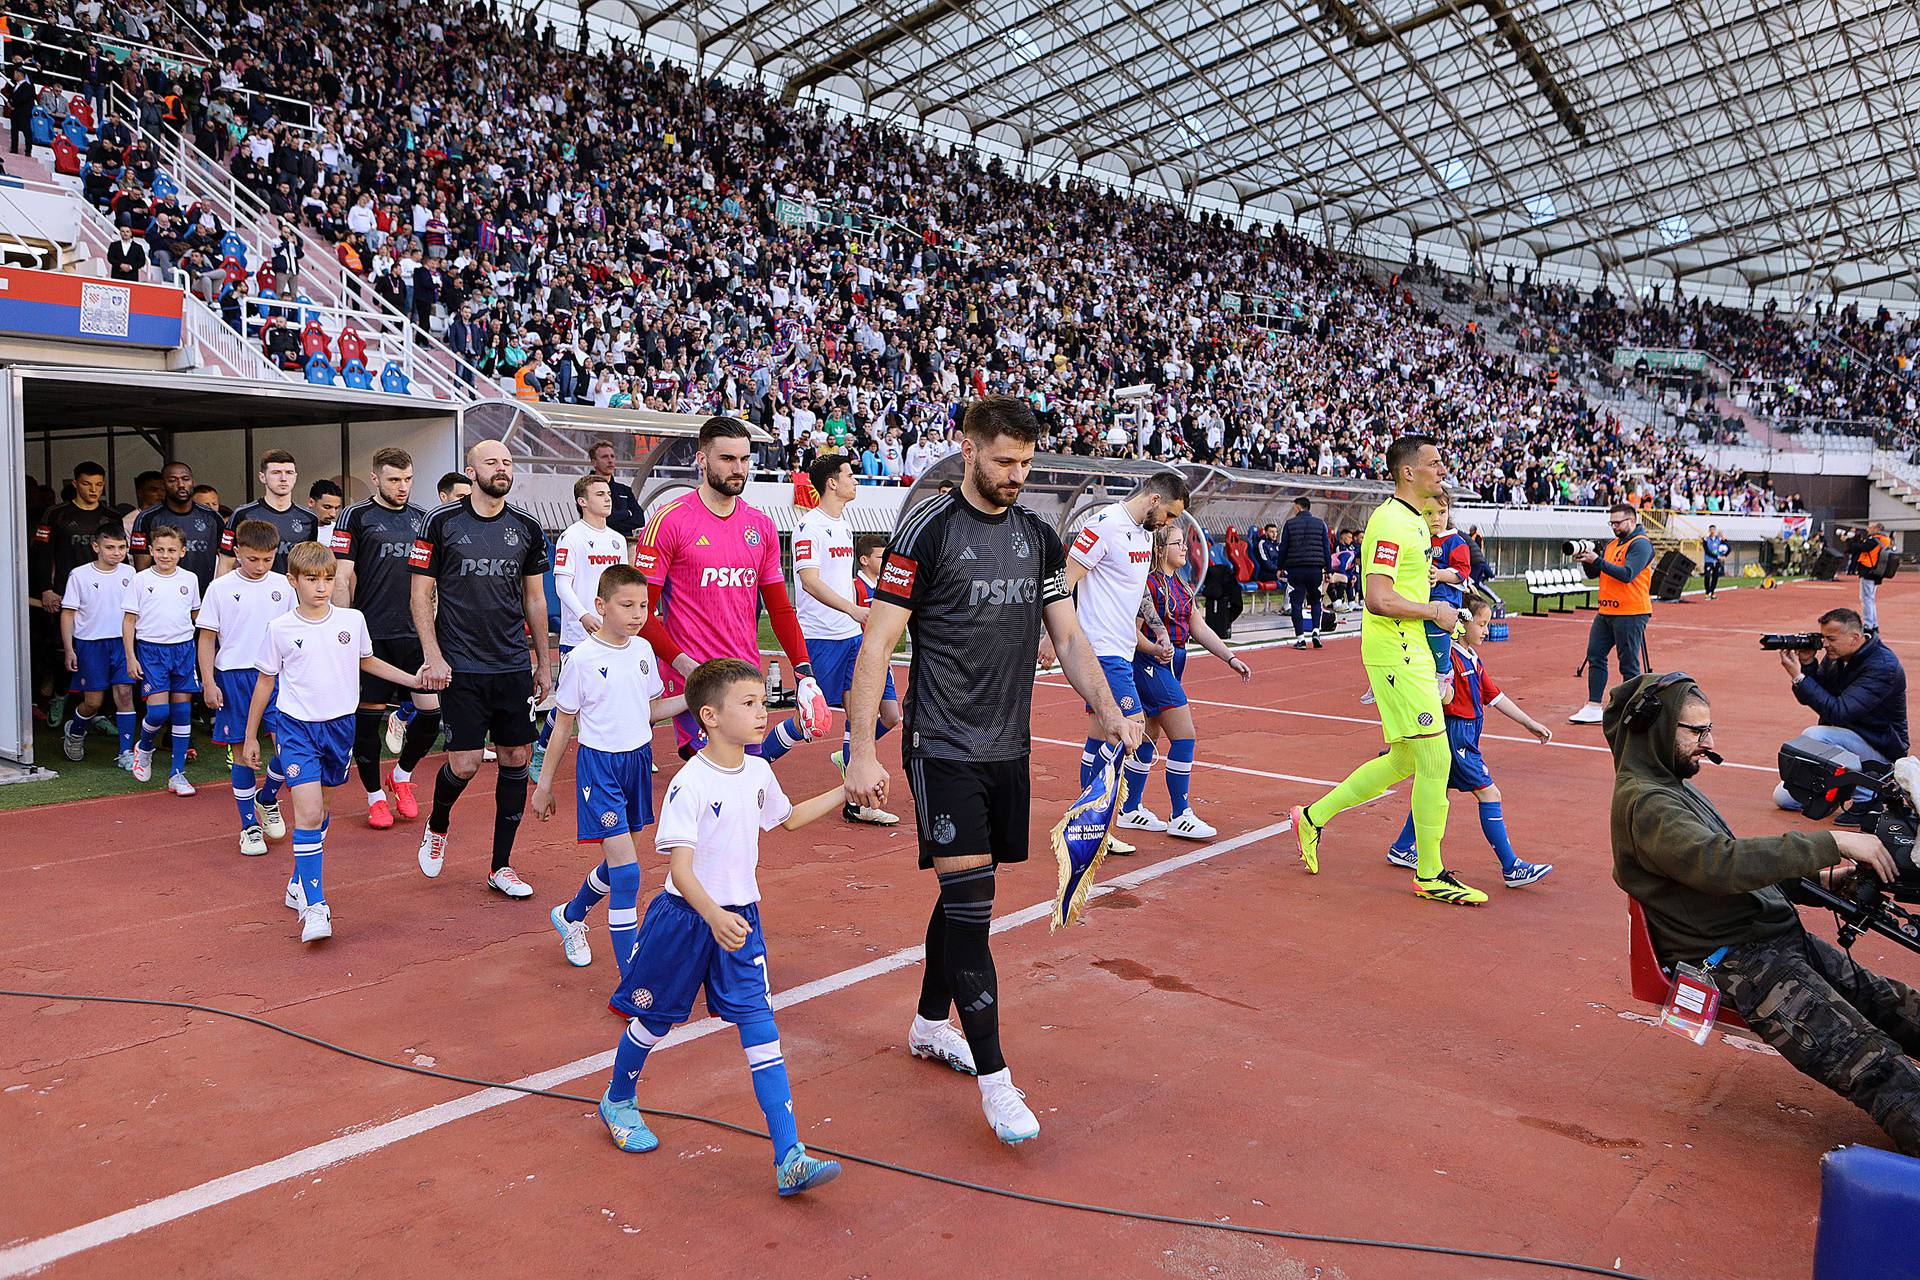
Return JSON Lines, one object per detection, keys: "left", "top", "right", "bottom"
{"left": 876, "top": 490, "right": 1067, "bottom": 762}
{"left": 411, "top": 497, "right": 549, "bottom": 674}
{"left": 31, "top": 501, "right": 118, "bottom": 595}
{"left": 223, "top": 499, "right": 318, "bottom": 573}
{"left": 131, "top": 502, "right": 224, "bottom": 589}
{"left": 332, "top": 498, "right": 427, "bottom": 639}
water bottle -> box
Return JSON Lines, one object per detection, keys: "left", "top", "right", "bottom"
{"left": 767, "top": 659, "right": 781, "bottom": 698}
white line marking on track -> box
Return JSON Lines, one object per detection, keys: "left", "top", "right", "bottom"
{"left": 1031, "top": 735, "right": 1338, "bottom": 786}
{"left": 0, "top": 821, "right": 1291, "bottom": 1279}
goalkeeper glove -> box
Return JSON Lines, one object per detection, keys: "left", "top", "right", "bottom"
{"left": 793, "top": 664, "right": 831, "bottom": 740}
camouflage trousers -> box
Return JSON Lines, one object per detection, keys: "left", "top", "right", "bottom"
{"left": 1714, "top": 929, "right": 1920, "bottom": 1155}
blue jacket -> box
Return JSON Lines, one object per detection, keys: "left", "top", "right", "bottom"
{"left": 1793, "top": 635, "right": 1909, "bottom": 762}
{"left": 1702, "top": 535, "right": 1729, "bottom": 567}
{"left": 1277, "top": 511, "right": 1333, "bottom": 573}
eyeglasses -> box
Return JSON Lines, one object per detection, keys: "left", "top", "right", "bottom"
{"left": 1677, "top": 721, "right": 1714, "bottom": 738}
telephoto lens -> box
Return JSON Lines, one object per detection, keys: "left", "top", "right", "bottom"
{"left": 1562, "top": 539, "right": 1595, "bottom": 557}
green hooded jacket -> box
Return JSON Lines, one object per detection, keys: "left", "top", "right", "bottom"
{"left": 1606, "top": 672, "right": 1839, "bottom": 965}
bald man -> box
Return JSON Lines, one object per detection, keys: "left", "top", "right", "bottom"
{"left": 408, "top": 440, "right": 553, "bottom": 897}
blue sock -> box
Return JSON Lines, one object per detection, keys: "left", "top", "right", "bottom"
{"left": 605, "top": 862, "right": 640, "bottom": 974}
{"left": 138, "top": 706, "right": 165, "bottom": 751}
{"left": 395, "top": 703, "right": 417, "bottom": 724}
{"left": 292, "top": 827, "right": 326, "bottom": 906}
{"left": 537, "top": 709, "right": 556, "bottom": 749}
{"left": 232, "top": 762, "right": 258, "bottom": 828}
{"left": 1478, "top": 800, "right": 1518, "bottom": 872}
{"left": 168, "top": 700, "right": 192, "bottom": 775}
{"left": 258, "top": 754, "right": 284, "bottom": 805}
{"left": 66, "top": 710, "right": 98, "bottom": 738}
{"left": 1079, "top": 735, "right": 1103, "bottom": 788}
{"left": 565, "top": 860, "right": 610, "bottom": 923}
{"left": 1121, "top": 741, "right": 1154, "bottom": 813}
{"left": 608, "top": 1018, "right": 666, "bottom": 1103}
{"left": 740, "top": 1019, "right": 801, "bottom": 1162}
{"left": 115, "top": 710, "right": 137, "bottom": 753}
{"left": 1166, "top": 738, "right": 1195, "bottom": 815}
{"left": 758, "top": 718, "right": 805, "bottom": 762}
{"left": 1392, "top": 812, "right": 1415, "bottom": 854}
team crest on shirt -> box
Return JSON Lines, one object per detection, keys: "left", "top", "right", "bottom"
{"left": 1417, "top": 712, "right": 1434, "bottom": 727}
{"left": 757, "top": 788, "right": 765, "bottom": 808}
{"left": 338, "top": 632, "right": 351, "bottom": 644}
{"left": 743, "top": 527, "right": 762, "bottom": 547}
{"left": 1120, "top": 694, "right": 1135, "bottom": 711}
{"left": 504, "top": 528, "right": 522, "bottom": 548}
{"left": 180, "top": 584, "right": 190, "bottom": 594}
{"left": 600, "top": 811, "right": 618, "bottom": 828}
{"left": 286, "top": 762, "right": 302, "bottom": 778}
{"left": 932, "top": 814, "right": 957, "bottom": 845}
{"left": 1012, "top": 528, "right": 1031, "bottom": 559}
{"left": 632, "top": 989, "right": 654, "bottom": 1010}
{"left": 271, "top": 591, "right": 283, "bottom": 601}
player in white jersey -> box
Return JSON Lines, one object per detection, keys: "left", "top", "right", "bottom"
{"left": 791, "top": 454, "right": 900, "bottom": 826}
{"left": 537, "top": 474, "right": 632, "bottom": 771}
{"left": 1065, "top": 473, "right": 1189, "bottom": 844}
{"left": 59, "top": 520, "right": 137, "bottom": 765}
{"left": 196, "top": 518, "right": 295, "bottom": 856}
{"left": 122, "top": 524, "right": 205, "bottom": 794}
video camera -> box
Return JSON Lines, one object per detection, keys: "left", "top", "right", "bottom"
{"left": 1759, "top": 632, "right": 1821, "bottom": 652}
{"left": 1776, "top": 738, "right": 1920, "bottom": 955}
{"left": 1562, "top": 539, "right": 1597, "bottom": 557}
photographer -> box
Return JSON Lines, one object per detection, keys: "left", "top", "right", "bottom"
{"left": 1607, "top": 673, "right": 1920, "bottom": 1155}
{"left": 1842, "top": 522, "right": 1894, "bottom": 635}
{"left": 1568, "top": 504, "right": 1654, "bottom": 724}
{"left": 1774, "top": 608, "right": 1909, "bottom": 822}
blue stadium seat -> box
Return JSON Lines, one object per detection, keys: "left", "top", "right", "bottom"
{"left": 219, "top": 232, "right": 248, "bottom": 267}
{"left": 378, "top": 361, "right": 412, "bottom": 395}
{"left": 60, "top": 118, "right": 87, "bottom": 149}
{"left": 151, "top": 172, "right": 179, "bottom": 201}
{"left": 340, "top": 358, "right": 374, "bottom": 390}
{"left": 30, "top": 108, "right": 54, "bottom": 146}
{"left": 304, "top": 355, "right": 337, "bottom": 386}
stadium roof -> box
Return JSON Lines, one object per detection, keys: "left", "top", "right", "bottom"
{"left": 594, "top": 0, "right": 1920, "bottom": 305}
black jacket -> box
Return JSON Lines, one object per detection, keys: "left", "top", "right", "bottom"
{"left": 1277, "top": 511, "right": 1332, "bottom": 573}
{"left": 1792, "top": 635, "right": 1909, "bottom": 762}
{"left": 606, "top": 477, "right": 645, "bottom": 538}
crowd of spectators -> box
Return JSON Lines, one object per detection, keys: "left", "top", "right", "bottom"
{"left": 10, "top": 0, "right": 1826, "bottom": 509}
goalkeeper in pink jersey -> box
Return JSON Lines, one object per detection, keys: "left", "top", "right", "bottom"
{"left": 637, "top": 417, "right": 830, "bottom": 759}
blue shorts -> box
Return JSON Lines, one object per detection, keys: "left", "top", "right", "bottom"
{"left": 807, "top": 633, "right": 895, "bottom": 705}
{"left": 135, "top": 639, "right": 200, "bottom": 698}
{"left": 212, "top": 668, "right": 281, "bottom": 744}
{"left": 575, "top": 743, "right": 655, "bottom": 842}
{"left": 277, "top": 714, "right": 354, "bottom": 788}
{"left": 70, "top": 636, "right": 131, "bottom": 693}
{"left": 1446, "top": 720, "right": 1494, "bottom": 791}
{"left": 610, "top": 893, "right": 772, "bottom": 1027}
{"left": 1089, "top": 654, "right": 1143, "bottom": 717}
{"left": 1132, "top": 649, "right": 1189, "bottom": 717}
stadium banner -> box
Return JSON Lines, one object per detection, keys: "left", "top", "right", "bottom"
{"left": 0, "top": 267, "right": 184, "bottom": 349}
{"left": 1613, "top": 346, "right": 1707, "bottom": 372}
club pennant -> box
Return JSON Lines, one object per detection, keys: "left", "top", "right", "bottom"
{"left": 1050, "top": 745, "right": 1122, "bottom": 931}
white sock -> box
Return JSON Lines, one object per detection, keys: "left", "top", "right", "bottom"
{"left": 977, "top": 1067, "right": 1011, "bottom": 1094}
{"left": 367, "top": 788, "right": 386, "bottom": 806}
{"left": 390, "top": 765, "right": 411, "bottom": 783}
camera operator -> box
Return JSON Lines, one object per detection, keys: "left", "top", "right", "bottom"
{"left": 1841, "top": 522, "right": 1894, "bottom": 635}
{"left": 1773, "top": 608, "right": 1909, "bottom": 822}
{"left": 1568, "top": 503, "right": 1654, "bottom": 724}
{"left": 1607, "top": 673, "right": 1920, "bottom": 1155}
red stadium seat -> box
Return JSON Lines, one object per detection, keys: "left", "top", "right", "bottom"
{"left": 337, "top": 326, "right": 367, "bottom": 364}
{"left": 300, "top": 323, "right": 332, "bottom": 359}
{"left": 1626, "top": 899, "right": 1748, "bottom": 1029}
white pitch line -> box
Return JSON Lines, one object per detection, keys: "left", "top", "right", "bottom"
{"left": 0, "top": 821, "right": 1290, "bottom": 1279}
{"left": 1031, "top": 735, "right": 1339, "bottom": 787}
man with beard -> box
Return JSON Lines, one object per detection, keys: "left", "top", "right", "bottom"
{"left": 132, "top": 461, "right": 224, "bottom": 590}
{"left": 409, "top": 440, "right": 552, "bottom": 898}
{"left": 636, "top": 416, "right": 831, "bottom": 761}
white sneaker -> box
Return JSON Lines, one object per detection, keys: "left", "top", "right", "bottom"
{"left": 1166, "top": 810, "right": 1217, "bottom": 840}
{"left": 256, "top": 800, "right": 287, "bottom": 840}
{"left": 482, "top": 745, "right": 497, "bottom": 763}
{"left": 842, "top": 801, "right": 900, "bottom": 826}
{"left": 285, "top": 877, "right": 306, "bottom": 911}
{"left": 299, "top": 902, "right": 332, "bottom": 943}
{"left": 383, "top": 709, "right": 407, "bottom": 755}
{"left": 1359, "top": 689, "right": 1375, "bottom": 705}
{"left": 417, "top": 829, "right": 447, "bottom": 878}
{"left": 488, "top": 866, "right": 534, "bottom": 898}
{"left": 1106, "top": 834, "right": 1137, "bottom": 856}
{"left": 168, "top": 772, "right": 197, "bottom": 797}
{"left": 979, "top": 1069, "right": 1040, "bottom": 1144}
{"left": 908, "top": 1017, "right": 977, "bottom": 1074}
{"left": 551, "top": 904, "right": 591, "bottom": 967}
{"left": 1567, "top": 702, "right": 1604, "bottom": 724}
{"left": 1115, "top": 806, "right": 1168, "bottom": 833}
{"left": 239, "top": 826, "right": 268, "bottom": 857}
{"left": 61, "top": 731, "right": 85, "bottom": 762}
{"left": 115, "top": 749, "right": 136, "bottom": 771}
{"left": 131, "top": 745, "right": 154, "bottom": 782}
{"left": 1385, "top": 845, "right": 1420, "bottom": 870}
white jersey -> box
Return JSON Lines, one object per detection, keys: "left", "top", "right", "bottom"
{"left": 63, "top": 562, "right": 135, "bottom": 641}
{"left": 259, "top": 605, "right": 371, "bottom": 723}
{"left": 196, "top": 570, "right": 294, "bottom": 671}
{"left": 553, "top": 632, "right": 664, "bottom": 753}
{"left": 553, "top": 519, "right": 631, "bottom": 649}
{"left": 1068, "top": 502, "right": 1153, "bottom": 659}
{"left": 123, "top": 566, "right": 202, "bottom": 644}
{"left": 791, "top": 506, "right": 861, "bottom": 641}
{"left": 655, "top": 751, "right": 793, "bottom": 906}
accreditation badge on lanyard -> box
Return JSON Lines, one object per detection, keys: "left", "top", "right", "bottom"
{"left": 1661, "top": 947, "right": 1727, "bottom": 1046}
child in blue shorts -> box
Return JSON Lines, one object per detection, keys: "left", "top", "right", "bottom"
{"left": 1388, "top": 597, "right": 1556, "bottom": 887}
{"left": 244, "top": 541, "right": 423, "bottom": 944}
{"left": 598, "top": 657, "right": 846, "bottom": 1197}
{"left": 59, "top": 521, "right": 137, "bottom": 766}
{"left": 197, "top": 519, "right": 295, "bottom": 857}
{"left": 1423, "top": 494, "right": 1474, "bottom": 700}
{"left": 533, "top": 564, "right": 686, "bottom": 975}
{"left": 123, "top": 524, "right": 204, "bottom": 794}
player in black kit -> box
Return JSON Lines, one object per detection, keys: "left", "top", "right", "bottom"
{"left": 409, "top": 439, "right": 552, "bottom": 897}
{"left": 332, "top": 446, "right": 438, "bottom": 829}
{"left": 219, "top": 449, "right": 317, "bottom": 574}
{"left": 131, "top": 461, "right": 223, "bottom": 589}
{"left": 844, "top": 395, "right": 1141, "bottom": 1147}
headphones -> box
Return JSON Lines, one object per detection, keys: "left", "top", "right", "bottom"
{"left": 1622, "top": 671, "right": 1695, "bottom": 733}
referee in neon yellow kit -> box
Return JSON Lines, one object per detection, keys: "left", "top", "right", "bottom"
{"left": 1290, "top": 434, "right": 1486, "bottom": 905}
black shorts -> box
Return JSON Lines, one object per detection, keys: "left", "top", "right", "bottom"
{"left": 359, "top": 636, "right": 424, "bottom": 705}
{"left": 442, "top": 667, "right": 536, "bottom": 751}
{"left": 905, "top": 755, "right": 1031, "bottom": 870}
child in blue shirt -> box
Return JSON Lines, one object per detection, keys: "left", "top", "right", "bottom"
{"left": 1423, "top": 493, "right": 1474, "bottom": 699}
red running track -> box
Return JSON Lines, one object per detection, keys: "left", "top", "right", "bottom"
{"left": 1, "top": 576, "right": 1915, "bottom": 1279}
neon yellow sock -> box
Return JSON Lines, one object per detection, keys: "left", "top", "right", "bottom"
{"left": 1409, "top": 733, "right": 1452, "bottom": 880}
{"left": 1305, "top": 741, "right": 1414, "bottom": 829}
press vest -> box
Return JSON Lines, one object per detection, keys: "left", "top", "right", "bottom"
{"left": 1598, "top": 534, "right": 1653, "bottom": 616}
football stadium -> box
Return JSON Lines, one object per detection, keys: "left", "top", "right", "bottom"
{"left": 1, "top": 0, "right": 1918, "bottom": 1275}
